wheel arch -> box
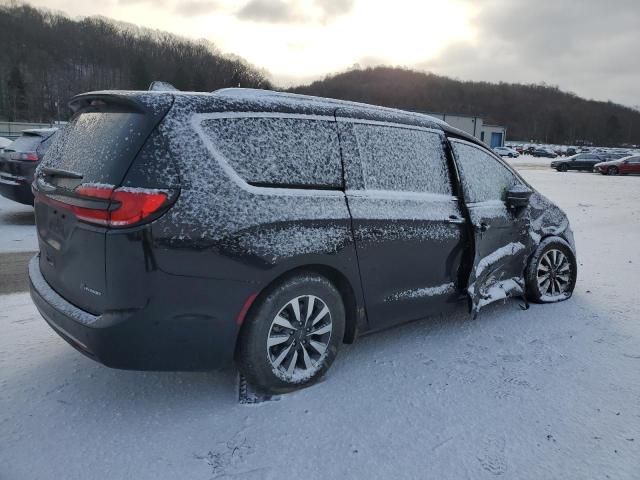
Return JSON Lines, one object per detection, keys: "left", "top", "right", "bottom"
{"left": 237, "top": 264, "right": 361, "bottom": 350}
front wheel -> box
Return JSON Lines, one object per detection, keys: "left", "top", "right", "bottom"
{"left": 236, "top": 274, "right": 345, "bottom": 394}
{"left": 525, "top": 238, "right": 577, "bottom": 304}
{"left": 557, "top": 164, "right": 568, "bottom": 172}
{"left": 608, "top": 166, "right": 619, "bottom": 175}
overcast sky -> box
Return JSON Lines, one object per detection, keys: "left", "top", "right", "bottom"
{"left": 22, "top": 0, "right": 640, "bottom": 107}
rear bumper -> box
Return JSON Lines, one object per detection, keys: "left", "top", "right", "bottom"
{"left": 0, "top": 175, "right": 34, "bottom": 205}
{"left": 0, "top": 161, "right": 36, "bottom": 205}
{"left": 29, "top": 255, "right": 252, "bottom": 371}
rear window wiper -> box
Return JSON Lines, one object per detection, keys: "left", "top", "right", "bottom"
{"left": 40, "top": 167, "right": 84, "bottom": 179}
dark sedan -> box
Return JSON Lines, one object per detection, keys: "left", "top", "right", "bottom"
{"left": 0, "top": 128, "right": 58, "bottom": 205}
{"left": 530, "top": 148, "right": 558, "bottom": 158}
{"left": 551, "top": 153, "right": 606, "bottom": 172}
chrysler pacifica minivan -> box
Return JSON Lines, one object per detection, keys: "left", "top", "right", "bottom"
{"left": 29, "top": 88, "right": 577, "bottom": 393}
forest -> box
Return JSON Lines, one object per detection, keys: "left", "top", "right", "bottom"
{"left": 291, "top": 67, "right": 640, "bottom": 146}
{"left": 0, "top": 3, "right": 271, "bottom": 123}
{"left": 1, "top": 3, "right": 639, "bottom": 145}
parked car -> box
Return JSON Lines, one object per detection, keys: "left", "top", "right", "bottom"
{"left": 594, "top": 155, "right": 640, "bottom": 175}
{"left": 0, "top": 128, "right": 58, "bottom": 205}
{"left": 600, "top": 153, "right": 629, "bottom": 162}
{"left": 29, "top": 88, "right": 577, "bottom": 394}
{"left": 531, "top": 148, "right": 558, "bottom": 158}
{"left": 565, "top": 147, "right": 577, "bottom": 156}
{"left": 493, "top": 146, "right": 520, "bottom": 158}
{"left": 551, "top": 153, "right": 606, "bottom": 172}
{"left": 0, "top": 136, "right": 12, "bottom": 153}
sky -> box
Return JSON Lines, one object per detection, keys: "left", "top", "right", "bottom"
{"left": 21, "top": 0, "right": 640, "bottom": 108}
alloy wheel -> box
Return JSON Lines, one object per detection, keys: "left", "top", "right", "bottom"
{"left": 608, "top": 167, "right": 619, "bottom": 175}
{"left": 536, "top": 249, "right": 572, "bottom": 298}
{"left": 266, "top": 295, "right": 333, "bottom": 380}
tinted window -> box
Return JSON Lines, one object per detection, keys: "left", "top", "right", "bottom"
{"left": 6, "top": 134, "right": 42, "bottom": 152}
{"left": 42, "top": 111, "right": 150, "bottom": 184}
{"left": 451, "top": 140, "right": 520, "bottom": 203}
{"left": 201, "top": 117, "right": 342, "bottom": 188}
{"left": 37, "top": 132, "right": 57, "bottom": 156}
{"left": 353, "top": 124, "right": 451, "bottom": 195}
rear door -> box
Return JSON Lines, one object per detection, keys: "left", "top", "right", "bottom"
{"left": 34, "top": 95, "right": 172, "bottom": 314}
{"left": 449, "top": 138, "right": 530, "bottom": 312}
{"left": 338, "top": 117, "right": 467, "bottom": 329}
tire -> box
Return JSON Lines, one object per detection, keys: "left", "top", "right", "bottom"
{"left": 608, "top": 166, "right": 619, "bottom": 175}
{"left": 557, "top": 164, "right": 568, "bottom": 172}
{"left": 525, "top": 237, "right": 577, "bottom": 304}
{"left": 236, "top": 273, "right": 345, "bottom": 394}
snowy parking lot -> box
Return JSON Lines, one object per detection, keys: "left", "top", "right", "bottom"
{"left": 1, "top": 168, "right": 639, "bottom": 479}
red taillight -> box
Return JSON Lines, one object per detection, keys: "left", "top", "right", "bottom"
{"left": 43, "top": 184, "right": 171, "bottom": 227}
{"left": 10, "top": 151, "right": 38, "bottom": 161}
{"left": 109, "top": 188, "right": 169, "bottom": 227}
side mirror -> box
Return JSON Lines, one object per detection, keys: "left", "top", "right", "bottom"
{"left": 506, "top": 185, "right": 533, "bottom": 209}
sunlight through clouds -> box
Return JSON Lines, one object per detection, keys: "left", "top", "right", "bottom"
{"left": 25, "top": 0, "right": 475, "bottom": 85}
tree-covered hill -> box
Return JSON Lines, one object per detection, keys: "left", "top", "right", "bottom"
{"left": 0, "top": 3, "right": 271, "bottom": 122}
{"left": 290, "top": 67, "right": 640, "bottom": 145}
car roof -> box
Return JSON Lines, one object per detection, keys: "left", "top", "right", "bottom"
{"left": 72, "top": 88, "right": 485, "bottom": 147}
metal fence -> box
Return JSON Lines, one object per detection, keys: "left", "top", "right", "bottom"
{"left": 0, "top": 121, "right": 58, "bottom": 140}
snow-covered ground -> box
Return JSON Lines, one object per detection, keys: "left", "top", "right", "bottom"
{"left": 1, "top": 169, "right": 640, "bottom": 479}
{"left": 506, "top": 154, "right": 553, "bottom": 169}
{"left": 0, "top": 195, "right": 37, "bottom": 253}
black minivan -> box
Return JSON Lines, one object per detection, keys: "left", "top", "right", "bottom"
{"left": 29, "top": 88, "right": 577, "bottom": 393}
{"left": 0, "top": 128, "right": 58, "bottom": 205}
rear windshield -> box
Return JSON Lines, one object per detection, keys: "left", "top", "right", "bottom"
{"left": 41, "top": 111, "right": 150, "bottom": 185}
{"left": 6, "top": 134, "right": 42, "bottom": 152}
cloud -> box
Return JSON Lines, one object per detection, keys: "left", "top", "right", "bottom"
{"left": 236, "top": 0, "right": 300, "bottom": 23}
{"left": 116, "top": 0, "right": 221, "bottom": 16}
{"left": 418, "top": 0, "right": 640, "bottom": 106}
{"left": 174, "top": 0, "right": 220, "bottom": 17}
{"left": 236, "top": 0, "right": 355, "bottom": 24}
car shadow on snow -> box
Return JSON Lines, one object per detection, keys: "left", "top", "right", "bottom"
{"left": 0, "top": 208, "right": 34, "bottom": 226}
{"left": 14, "top": 292, "right": 610, "bottom": 416}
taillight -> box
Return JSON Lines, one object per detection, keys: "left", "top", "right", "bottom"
{"left": 10, "top": 151, "right": 38, "bottom": 161}
{"left": 39, "top": 183, "right": 172, "bottom": 228}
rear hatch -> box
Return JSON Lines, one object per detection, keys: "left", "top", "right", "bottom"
{"left": 33, "top": 93, "right": 173, "bottom": 314}
{"left": 0, "top": 132, "right": 46, "bottom": 180}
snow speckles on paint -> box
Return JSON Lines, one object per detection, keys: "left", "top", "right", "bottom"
{"left": 387, "top": 282, "right": 455, "bottom": 302}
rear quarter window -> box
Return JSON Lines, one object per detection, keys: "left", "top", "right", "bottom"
{"left": 200, "top": 117, "right": 342, "bottom": 189}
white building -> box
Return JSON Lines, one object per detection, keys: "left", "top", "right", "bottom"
{"left": 425, "top": 112, "right": 507, "bottom": 148}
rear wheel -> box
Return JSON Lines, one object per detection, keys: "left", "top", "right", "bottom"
{"left": 236, "top": 273, "right": 345, "bottom": 394}
{"left": 608, "top": 166, "right": 619, "bottom": 175}
{"left": 557, "top": 164, "right": 568, "bottom": 172}
{"left": 526, "top": 238, "right": 577, "bottom": 303}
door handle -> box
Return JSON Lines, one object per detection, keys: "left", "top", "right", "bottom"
{"left": 475, "top": 222, "right": 490, "bottom": 232}
{"left": 447, "top": 215, "right": 466, "bottom": 225}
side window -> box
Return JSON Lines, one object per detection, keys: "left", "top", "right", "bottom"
{"left": 201, "top": 117, "right": 342, "bottom": 188}
{"left": 353, "top": 124, "right": 452, "bottom": 195}
{"left": 451, "top": 140, "right": 520, "bottom": 203}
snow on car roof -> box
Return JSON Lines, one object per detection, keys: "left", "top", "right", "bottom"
{"left": 73, "top": 87, "right": 463, "bottom": 132}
